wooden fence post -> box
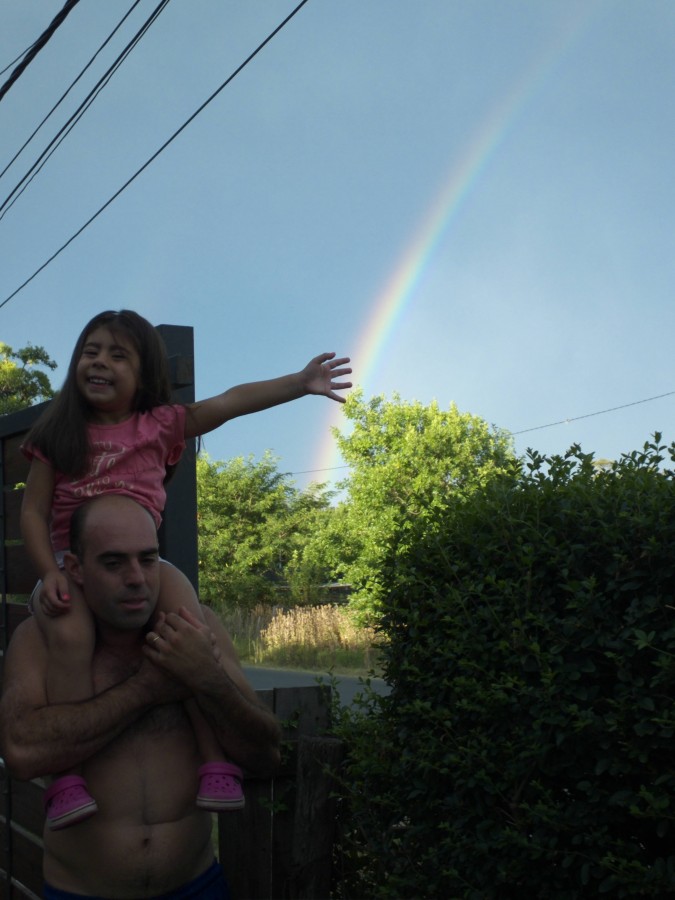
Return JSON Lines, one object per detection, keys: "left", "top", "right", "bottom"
{"left": 291, "top": 736, "right": 345, "bottom": 899}
{"left": 156, "top": 323, "right": 198, "bottom": 591}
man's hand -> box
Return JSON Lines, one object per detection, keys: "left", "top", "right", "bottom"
{"left": 143, "top": 608, "right": 221, "bottom": 690}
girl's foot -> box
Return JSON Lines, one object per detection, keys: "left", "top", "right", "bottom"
{"left": 44, "top": 775, "right": 98, "bottom": 830}
{"left": 196, "top": 762, "right": 245, "bottom": 811}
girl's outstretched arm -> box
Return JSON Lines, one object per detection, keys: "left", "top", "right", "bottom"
{"left": 183, "top": 352, "right": 352, "bottom": 439}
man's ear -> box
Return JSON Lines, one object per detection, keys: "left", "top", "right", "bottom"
{"left": 63, "top": 551, "right": 84, "bottom": 586}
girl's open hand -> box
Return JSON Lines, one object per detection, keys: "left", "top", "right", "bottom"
{"left": 39, "top": 570, "right": 72, "bottom": 616}
{"left": 303, "top": 352, "right": 352, "bottom": 402}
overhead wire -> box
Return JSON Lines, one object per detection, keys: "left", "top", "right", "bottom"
{"left": 0, "top": 0, "right": 311, "bottom": 313}
{"left": 0, "top": 0, "right": 146, "bottom": 185}
{"left": 510, "top": 389, "right": 675, "bottom": 436}
{"left": 0, "top": 0, "right": 81, "bottom": 102}
{"left": 290, "top": 389, "right": 675, "bottom": 475}
{"left": 1, "top": 41, "right": 40, "bottom": 78}
{"left": 0, "top": 0, "right": 171, "bottom": 220}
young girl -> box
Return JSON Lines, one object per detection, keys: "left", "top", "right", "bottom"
{"left": 21, "top": 309, "right": 352, "bottom": 830}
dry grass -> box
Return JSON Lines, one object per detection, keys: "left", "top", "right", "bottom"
{"left": 218, "top": 603, "right": 276, "bottom": 660}
{"left": 219, "top": 603, "right": 381, "bottom": 675}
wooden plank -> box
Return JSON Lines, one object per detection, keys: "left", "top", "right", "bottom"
{"left": 273, "top": 685, "right": 332, "bottom": 741}
{"left": 157, "top": 324, "right": 198, "bottom": 590}
{"left": 0, "top": 768, "right": 45, "bottom": 844}
{"left": 220, "top": 779, "right": 274, "bottom": 900}
{"left": 7, "top": 828, "right": 43, "bottom": 897}
{"left": 2, "top": 433, "right": 31, "bottom": 488}
{"left": 270, "top": 686, "right": 333, "bottom": 899}
{"left": 219, "top": 686, "right": 333, "bottom": 900}
{"left": 0, "top": 811, "right": 6, "bottom": 872}
{"left": 2, "top": 489, "right": 24, "bottom": 543}
{"left": 0, "top": 604, "right": 31, "bottom": 670}
{"left": 3, "top": 547, "right": 37, "bottom": 596}
{"left": 291, "top": 736, "right": 344, "bottom": 900}
{"left": 5, "top": 783, "right": 45, "bottom": 838}
{"left": 6, "top": 603, "right": 30, "bottom": 638}
{"left": 9, "top": 880, "right": 42, "bottom": 900}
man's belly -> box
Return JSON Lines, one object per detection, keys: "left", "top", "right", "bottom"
{"left": 43, "top": 706, "right": 215, "bottom": 896}
{"left": 44, "top": 812, "right": 215, "bottom": 897}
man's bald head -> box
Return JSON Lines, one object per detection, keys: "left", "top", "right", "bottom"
{"left": 70, "top": 495, "right": 157, "bottom": 559}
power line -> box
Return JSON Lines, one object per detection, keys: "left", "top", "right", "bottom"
{"left": 0, "top": 0, "right": 311, "bottom": 313}
{"left": 0, "top": 0, "right": 146, "bottom": 185}
{"left": 1, "top": 41, "right": 40, "bottom": 78}
{"left": 0, "top": 0, "right": 171, "bottom": 220}
{"left": 0, "top": 0, "right": 81, "bottom": 102}
{"left": 290, "top": 389, "right": 675, "bottom": 476}
{"left": 510, "top": 390, "right": 675, "bottom": 436}
{"left": 290, "top": 465, "right": 351, "bottom": 476}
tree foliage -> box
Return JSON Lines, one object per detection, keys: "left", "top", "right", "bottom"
{"left": 334, "top": 437, "right": 675, "bottom": 898}
{"left": 196, "top": 453, "right": 336, "bottom": 609}
{"left": 331, "top": 390, "right": 516, "bottom": 621}
{"left": 0, "top": 342, "right": 56, "bottom": 414}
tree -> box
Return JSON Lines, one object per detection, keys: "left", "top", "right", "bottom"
{"left": 0, "top": 342, "right": 56, "bottom": 414}
{"left": 196, "top": 452, "right": 336, "bottom": 609}
{"left": 330, "top": 390, "right": 516, "bottom": 621}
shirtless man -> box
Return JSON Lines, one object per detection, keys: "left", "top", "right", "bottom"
{"left": 0, "top": 494, "right": 281, "bottom": 899}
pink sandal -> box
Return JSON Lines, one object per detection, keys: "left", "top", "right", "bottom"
{"left": 44, "top": 775, "right": 98, "bottom": 830}
{"left": 196, "top": 762, "right": 245, "bottom": 811}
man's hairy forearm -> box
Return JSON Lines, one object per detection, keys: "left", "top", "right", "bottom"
{"left": 2, "top": 673, "right": 158, "bottom": 781}
{"left": 194, "top": 669, "right": 281, "bottom": 775}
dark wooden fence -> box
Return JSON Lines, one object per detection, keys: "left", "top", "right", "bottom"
{"left": 0, "top": 326, "right": 342, "bottom": 899}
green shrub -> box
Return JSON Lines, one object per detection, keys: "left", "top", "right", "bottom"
{"left": 334, "top": 438, "right": 675, "bottom": 898}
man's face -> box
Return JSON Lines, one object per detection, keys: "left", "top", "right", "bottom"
{"left": 68, "top": 499, "right": 160, "bottom": 632}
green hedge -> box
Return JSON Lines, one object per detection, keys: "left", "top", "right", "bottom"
{"left": 335, "top": 439, "right": 675, "bottom": 898}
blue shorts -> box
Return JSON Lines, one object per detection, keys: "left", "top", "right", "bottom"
{"left": 43, "top": 860, "right": 230, "bottom": 900}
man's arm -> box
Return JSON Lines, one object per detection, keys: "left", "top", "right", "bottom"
{"left": 0, "top": 619, "right": 186, "bottom": 781}
{"left": 145, "top": 607, "right": 281, "bottom": 776}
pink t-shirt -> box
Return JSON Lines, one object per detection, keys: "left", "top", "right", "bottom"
{"left": 23, "top": 405, "right": 186, "bottom": 552}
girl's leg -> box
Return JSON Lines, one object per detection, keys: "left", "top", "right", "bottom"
{"left": 34, "top": 578, "right": 95, "bottom": 703}
{"left": 33, "top": 577, "right": 98, "bottom": 829}
{"left": 159, "top": 562, "right": 245, "bottom": 810}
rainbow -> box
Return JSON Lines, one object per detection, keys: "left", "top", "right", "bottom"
{"left": 311, "top": 2, "right": 604, "bottom": 486}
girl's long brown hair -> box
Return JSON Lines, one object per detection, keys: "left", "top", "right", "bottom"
{"left": 26, "top": 310, "right": 173, "bottom": 477}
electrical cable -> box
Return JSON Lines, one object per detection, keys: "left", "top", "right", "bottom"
{"left": 0, "top": 0, "right": 145, "bottom": 184}
{"left": 1, "top": 41, "right": 40, "bottom": 78}
{"left": 0, "top": 0, "right": 311, "bottom": 312}
{"left": 0, "top": 0, "right": 81, "bottom": 102}
{"left": 510, "top": 390, "right": 675, "bottom": 435}
{"left": 290, "top": 390, "right": 675, "bottom": 475}
{"left": 0, "top": 0, "right": 171, "bottom": 219}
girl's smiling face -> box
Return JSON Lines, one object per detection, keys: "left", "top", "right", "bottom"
{"left": 76, "top": 327, "right": 142, "bottom": 423}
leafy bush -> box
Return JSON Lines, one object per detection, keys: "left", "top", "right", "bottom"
{"left": 334, "top": 438, "right": 675, "bottom": 898}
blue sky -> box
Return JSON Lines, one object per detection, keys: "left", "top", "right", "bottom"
{"left": 1, "top": 1, "right": 674, "bottom": 492}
